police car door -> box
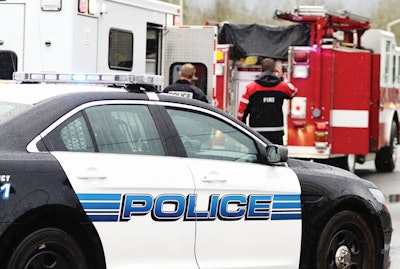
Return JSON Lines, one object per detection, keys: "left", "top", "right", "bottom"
{"left": 45, "top": 102, "right": 197, "bottom": 268}
{"left": 165, "top": 106, "right": 302, "bottom": 269}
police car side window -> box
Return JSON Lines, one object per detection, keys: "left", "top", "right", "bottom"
{"left": 85, "top": 105, "right": 165, "bottom": 156}
{"left": 46, "top": 105, "right": 165, "bottom": 156}
{"left": 46, "top": 112, "right": 95, "bottom": 152}
{"left": 166, "top": 108, "right": 259, "bottom": 163}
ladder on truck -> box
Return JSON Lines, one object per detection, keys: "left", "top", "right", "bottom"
{"left": 274, "top": 6, "right": 370, "bottom": 47}
{"left": 290, "top": 5, "right": 370, "bottom": 22}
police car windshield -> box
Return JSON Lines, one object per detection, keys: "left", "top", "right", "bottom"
{"left": 0, "top": 101, "right": 31, "bottom": 124}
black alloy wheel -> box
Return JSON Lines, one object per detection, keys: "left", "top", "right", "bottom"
{"left": 316, "top": 210, "right": 376, "bottom": 269}
{"left": 7, "top": 228, "right": 87, "bottom": 269}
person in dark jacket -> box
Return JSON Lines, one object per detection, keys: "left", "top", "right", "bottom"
{"left": 237, "top": 58, "right": 297, "bottom": 145}
{"left": 163, "top": 63, "right": 208, "bottom": 103}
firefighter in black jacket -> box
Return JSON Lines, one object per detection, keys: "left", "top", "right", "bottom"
{"left": 163, "top": 63, "right": 208, "bottom": 103}
{"left": 237, "top": 58, "right": 297, "bottom": 145}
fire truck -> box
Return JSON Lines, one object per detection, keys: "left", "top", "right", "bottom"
{"left": 0, "top": 0, "right": 217, "bottom": 101}
{"left": 213, "top": 6, "right": 400, "bottom": 173}
{"left": 273, "top": 6, "right": 400, "bottom": 172}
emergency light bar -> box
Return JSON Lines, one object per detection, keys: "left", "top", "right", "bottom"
{"left": 13, "top": 72, "right": 163, "bottom": 86}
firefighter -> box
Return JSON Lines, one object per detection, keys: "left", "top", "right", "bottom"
{"left": 163, "top": 63, "right": 208, "bottom": 103}
{"left": 237, "top": 58, "right": 297, "bottom": 145}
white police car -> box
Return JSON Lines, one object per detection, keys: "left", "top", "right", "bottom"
{"left": 0, "top": 72, "right": 391, "bottom": 269}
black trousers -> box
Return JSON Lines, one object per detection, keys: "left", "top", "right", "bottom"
{"left": 259, "top": 131, "right": 284, "bottom": 145}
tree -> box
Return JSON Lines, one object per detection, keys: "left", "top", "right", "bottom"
{"left": 162, "top": 0, "right": 400, "bottom": 45}
{"left": 161, "top": 0, "right": 323, "bottom": 26}
{"left": 371, "top": 0, "right": 400, "bottom": 44}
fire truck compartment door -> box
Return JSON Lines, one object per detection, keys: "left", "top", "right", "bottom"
{"left": 330, "top": 49, "right": 371, "bottom": 154}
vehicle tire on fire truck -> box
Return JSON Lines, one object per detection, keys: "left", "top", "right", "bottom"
{"left": 375, "top": 120, "right": 398, "bottom": 172}
{"left": 328, "top": 155, "right": 356, "bottom": 174}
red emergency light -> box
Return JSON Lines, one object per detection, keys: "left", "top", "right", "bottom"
{"left": 293, "top": 51, "right": 309, "bottom": 64}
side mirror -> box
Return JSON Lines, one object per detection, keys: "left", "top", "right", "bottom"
{"left": 266, "top": 144, "right": 288, "bottom": 164}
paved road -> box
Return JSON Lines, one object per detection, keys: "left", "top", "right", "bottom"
{"left": 356, "top": 147, "right": 400, "bottom": 268}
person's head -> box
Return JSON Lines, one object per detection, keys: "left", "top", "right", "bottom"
{"left": 179, "top": 63, "right": 196, "bottom": 81}
{"left": 261, "top": 58, "right": 276, "bottom": 73}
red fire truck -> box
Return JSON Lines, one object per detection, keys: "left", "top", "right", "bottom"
{"left": 271, "top": 6, "right": 400, "bottom": 172}
{"left": 212, "top": 6, "right": 400, "bottom": 173}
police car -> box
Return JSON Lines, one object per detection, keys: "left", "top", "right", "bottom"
{"left": 0, "top": 72, "right": 391, "bottom": 269}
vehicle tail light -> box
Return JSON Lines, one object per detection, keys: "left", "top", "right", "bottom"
{"left": 78, "top": 0, "right": 88, "bottom": 13}
{"left": 315, "top": 121, "right": 328, "bottom": 142}
{"left": 293, "top": 51, "right": 309, "bottom": 64}
{"left": 293, "top": 120, "right": 306, "bottom": 128}
{"left": 315, "top": 121, "right": 328, "bottom": 130}
{"left": 78, "top": 0, "right": 97, "bottom": 14}
{"left": 315, "top": 131, "right": 328, "bottom": 140}
{"left": 292, "top": 50, "right": 309, "bottom": 78}
{"left": 173, "top": 15, "right": 181, "bottom": 25}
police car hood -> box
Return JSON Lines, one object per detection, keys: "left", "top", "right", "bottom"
{"left": 287, "top": 158, "right": 377, "bottom": 190}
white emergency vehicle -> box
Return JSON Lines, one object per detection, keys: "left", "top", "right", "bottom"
{"left": 0, "top": 0, "right": 217, "bottom": 101}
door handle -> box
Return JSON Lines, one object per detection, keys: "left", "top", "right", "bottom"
{"left": 202, "top": 171, "right": 226, "bottom": 182}
{"left": 77, "top": 167, "right": 107, "bottom": 180}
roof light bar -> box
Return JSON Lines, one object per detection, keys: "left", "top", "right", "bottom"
{"left": 13, "top": 72, "right": 163, "bottom": 86}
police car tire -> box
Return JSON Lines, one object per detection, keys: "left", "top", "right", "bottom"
{"left": 6, "top": 228, "right": 87, "bottom": 269}
{"left": 316, "top": 210, "right": 376, "bottom": 269}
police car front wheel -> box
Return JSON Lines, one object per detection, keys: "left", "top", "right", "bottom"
{"left": 6, "top": 228, "right": 87, "bottom": 269}
{"left": 316, "top": 210, "right": 376, "bottom": 269}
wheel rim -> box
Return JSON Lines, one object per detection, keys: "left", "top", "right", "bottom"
{"left": 327, "top": 230, "right": 363, "bottom": 269}
{"left": 24, "top": 245, "right": 76, "bottom": 269}
{"left": 335, "top": 245, "right": 352, "bottom": 269}
{"left": 392, "top": 136, "right": 398, "bottom": 165}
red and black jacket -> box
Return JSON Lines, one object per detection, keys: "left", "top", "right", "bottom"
{"left": 237, "top": 71, "right": 297, "bottom": 133}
